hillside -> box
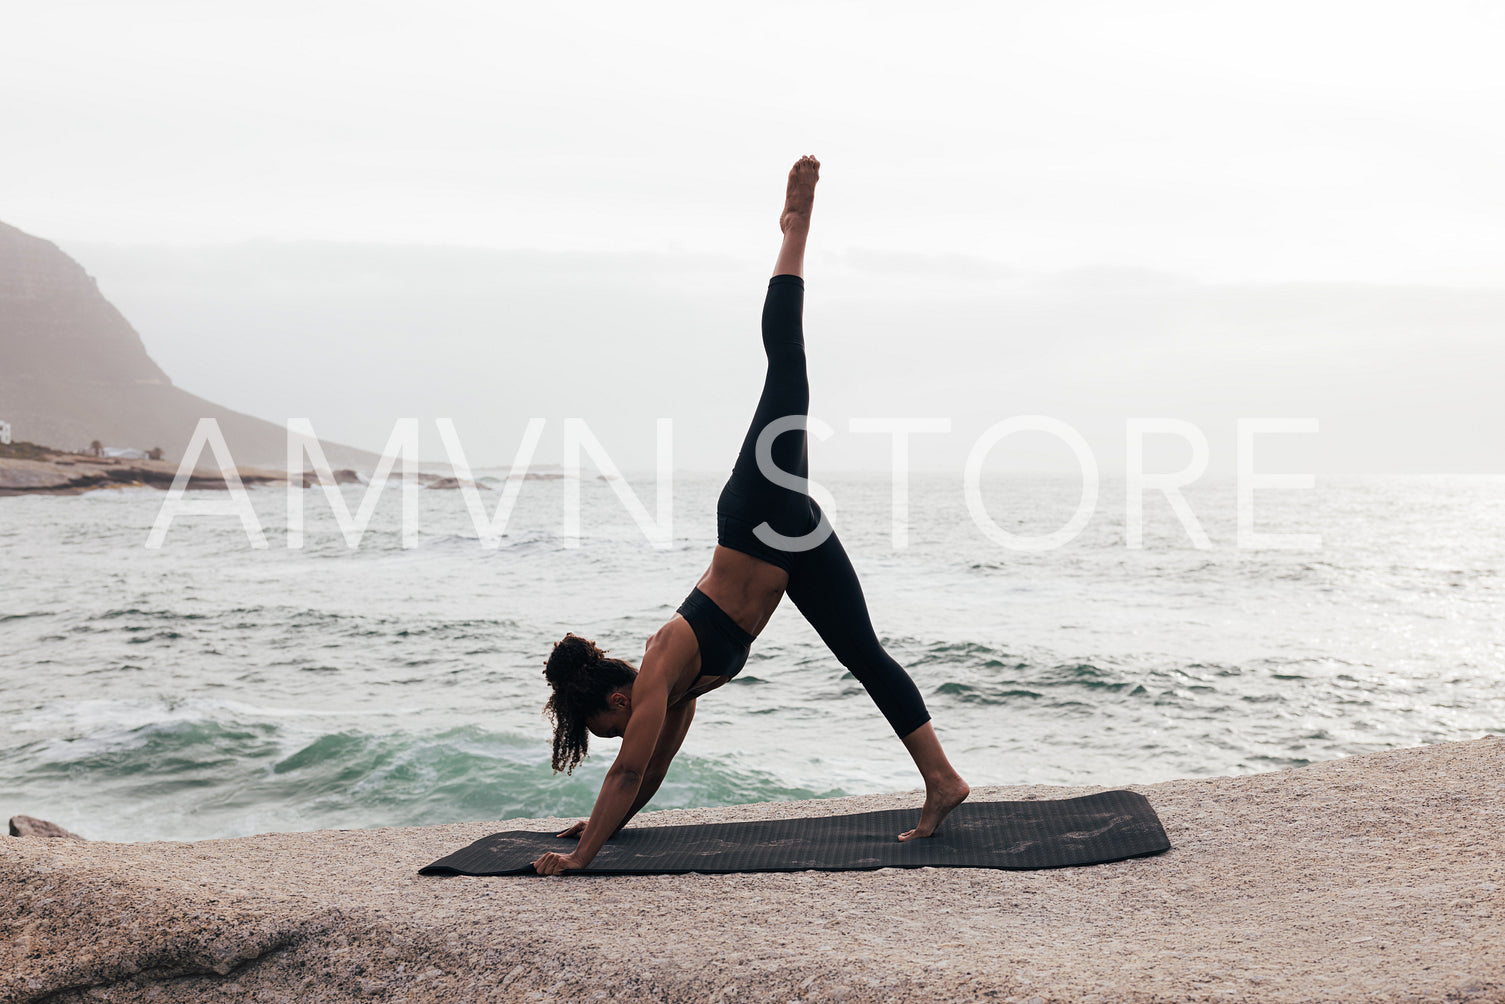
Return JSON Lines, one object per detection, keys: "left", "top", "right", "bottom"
{"left": 0, "top": 220, "right": 378, "bottom": 468}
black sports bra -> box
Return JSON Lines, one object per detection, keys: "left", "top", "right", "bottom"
{"left": 676, "top": 587, "right": 754, "bottom": 679}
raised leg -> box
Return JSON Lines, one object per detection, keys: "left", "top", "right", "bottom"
{"left": 773, "top": 155, "right": 819, "bottom": 278}
{"left": 716, "top": 160, "right": 817, "bottom": 547}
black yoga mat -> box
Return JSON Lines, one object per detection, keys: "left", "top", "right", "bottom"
{"left": 418, "top": 790, "right": 1169, "bottom": 876}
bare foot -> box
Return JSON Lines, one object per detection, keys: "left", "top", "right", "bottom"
{"left": 897, "top": 773, "right": 970, "bottom": 841}
{"left": 780, "top": 155, "right": 820, "bottom": 234}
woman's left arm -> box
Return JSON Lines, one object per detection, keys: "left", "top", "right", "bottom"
{"left": 613, "top": 697, "right": 696, "bottom": 834}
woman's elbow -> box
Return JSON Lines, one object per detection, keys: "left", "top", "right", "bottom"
{"left": 607, "top": 765, "right": 645, "bottom": 788}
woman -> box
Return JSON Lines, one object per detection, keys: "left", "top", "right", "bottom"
{"left": 532, "top": 156, "right": 970, "bottom": 876}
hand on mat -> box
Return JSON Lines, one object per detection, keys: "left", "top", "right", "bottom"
{"left": 532, "top": 850, "right": 584, "bottom": 876}
{"left": 555, "top": 821, "right": 586, "bottom": 838}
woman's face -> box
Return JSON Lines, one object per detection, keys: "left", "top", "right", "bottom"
{"left": 586, "top": 691, "right": 632, "bottom": 739}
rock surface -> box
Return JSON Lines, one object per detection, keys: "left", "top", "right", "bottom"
{"left": 2, "top": 737, "right": 1501, "bottom": 1003}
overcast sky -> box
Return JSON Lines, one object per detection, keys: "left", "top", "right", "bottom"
{"left": 3, "top": 1, "right": 1502, "bottom": 473}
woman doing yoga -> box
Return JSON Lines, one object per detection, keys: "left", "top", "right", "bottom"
{"left": 532, "top": 156, "right": 970, "bottom": 876}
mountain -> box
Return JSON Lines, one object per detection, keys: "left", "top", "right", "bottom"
{"left": 0, "top": 220, "right": 378, "bottom": 468}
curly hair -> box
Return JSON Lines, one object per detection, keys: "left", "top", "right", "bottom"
{"left": 542, "top": 633, "right": 638, "bottom": 774}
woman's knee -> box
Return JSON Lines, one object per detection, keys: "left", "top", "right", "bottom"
{"left": 840, "top": 645, "right": 907, "bottom": 686}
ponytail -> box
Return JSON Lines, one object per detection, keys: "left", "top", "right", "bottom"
{"left": 542, "top": 633, "right": 637, "bottom": 773}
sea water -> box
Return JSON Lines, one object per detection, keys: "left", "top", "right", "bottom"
{"left": 1, "top": 472, "right": 1500, "bottom": 841}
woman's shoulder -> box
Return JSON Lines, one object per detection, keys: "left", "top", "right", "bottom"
{"left": 642, "top": 616, "right": 700, "bottom": 687}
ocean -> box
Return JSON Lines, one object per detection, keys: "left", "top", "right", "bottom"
{"left": 2, "top": 472, "right": 1500, "bottom": 841}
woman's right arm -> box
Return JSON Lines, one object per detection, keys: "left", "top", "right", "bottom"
{"left": 554, "top": 698, "right": 697, "bottom": 838}
{"left": 532, "top": 625, "right": 697, "bottom": 874}
{"left": 533, "top": 672, "right": 667, "bottom": 874}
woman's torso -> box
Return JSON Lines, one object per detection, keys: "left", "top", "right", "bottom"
{"left": 652, "top": 546, "right": 789, "bottom": 708}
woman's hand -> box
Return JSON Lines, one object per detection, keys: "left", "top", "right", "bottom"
{"left": 531, "top": 850, "right": 585, "bottom": 876}
{"left": 555, "top": 821, "right": 586, "bottom": 838}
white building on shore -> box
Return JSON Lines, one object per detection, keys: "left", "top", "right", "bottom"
{"left": 0, "top": 420, "right": 11, "bottom": 445}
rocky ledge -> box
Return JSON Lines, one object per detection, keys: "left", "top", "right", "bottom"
{"left": 0, "top": 446, "right": 583, "bottom": 497}
{"left": 0, "top": 443, "right": 289, "bottom": 496}
{"left": 3, "top": 738, "right": 1501, "bottom": 1003}
{"left": 1, "top": 443, "right": 392, "bottom": 495}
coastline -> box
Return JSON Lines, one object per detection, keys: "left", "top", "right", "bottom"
{"left": 0, "top": 449, "right": 568, "bottom": 497}
{"left": 0, "top": 450, "right": 293, "bottom": 497}
{"left": 3, "top": 737, "right": 1500, "bottom": 1003}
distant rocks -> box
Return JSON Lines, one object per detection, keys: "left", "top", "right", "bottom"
{"left": 296, "top": 468, "right": 364, "bottom": 487}
{"left": 8, "top": 815, "right": 83, "bottom": 839}
{"left": 306, "top": 471, "right": 567, "bottom": 490}
{"left": 299, "top": 471, "right": 467, "bottom": 489}
{"left": 422, "top": 472, "right": 570, "bottom": 489}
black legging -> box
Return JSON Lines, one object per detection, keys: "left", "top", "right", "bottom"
{"left": 715, "top": 275, "right": 931, "bottom": 739}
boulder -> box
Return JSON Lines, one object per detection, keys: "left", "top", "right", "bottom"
{"left": 425, "top": 477, "right": 488, "bottom": 491}
{"left": 8, "top": 815, "right": 84, "bottom": 839}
